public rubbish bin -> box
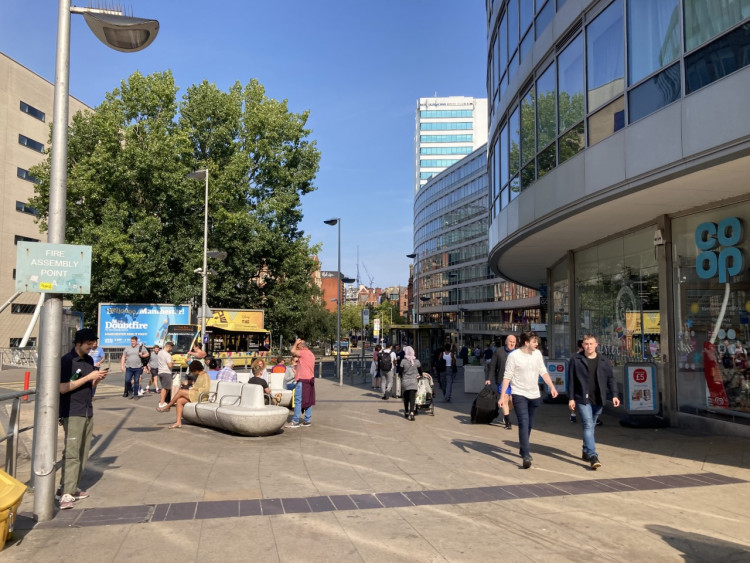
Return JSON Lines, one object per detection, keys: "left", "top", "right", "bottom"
{"left": 0, "top": 470, "right": 27, "bottom": 550}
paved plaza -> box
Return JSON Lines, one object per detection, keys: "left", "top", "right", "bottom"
{"left": 2, "top": 367, "right": 750, "bottom": 562}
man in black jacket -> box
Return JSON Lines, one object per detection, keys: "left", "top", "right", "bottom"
{"left": 568, "top": 334, "right": 620, "bottom": 469}
{"left": 486, "top": 334, "right": 517, "bottom": 429}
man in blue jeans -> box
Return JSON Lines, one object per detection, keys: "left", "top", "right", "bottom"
{"left": 568, "top": 334, "right": 620, "bottom": 469}
{"left": 120, "top": 336, "right": 149, "bottom": 399}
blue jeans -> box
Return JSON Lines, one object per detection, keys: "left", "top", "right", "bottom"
{"left": 442, "top": 371, "right": 455, "bottom": 400}
{"left": 512, "top": 395, "right": 541, "bottom": 459}
{"left": 125, "top": 367, "right": 141, "bottom": 395}
{"left": 291, "top": 381, "right": 311, "bottom": 423}
{"left": 577, "top": 402, "right": 603, "bottom": 457}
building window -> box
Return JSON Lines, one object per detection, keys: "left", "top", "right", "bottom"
{"left": 16, "top": 201, "right": 39, "bottom": 216}
{"left": 420, "top": 110, "right": 473, "bottom": 118}
{"left": 10, "top": 337, "right": 37, "bottom": 347}
{"left": 14, "top": 235, "right": 40, "bottom": 245}
{"left": 420, "top": 146, "right": 474, "bottom": 155}
{"left": 684, "top": 0, "right": 750, "bottom": 52}
{"left": 586, "top": 0, "right": 624, "bottom": 112}
{"left": 17, "top": 167, "right": 40, "bottom": 184}
{"left": 627, "top": 0, "right": 680, "bottom": 86}
{"left": 420, "top": 134, "right": 473, "bottom": 143}
{"left": 588, "top": 96, "right": 625, "bottom": 145}
{"left": 685, "top": 22, "right": 750, "bottom": 94}
{"left": 11, "top": 304, "right": 36, "bottom": 314}
{"left": 420, "top": 122, "right": 473, "bottom": 131}
{"left": 18, "top": 134, "right": 45, "bottom": 153}
{"left": 20, "top": 101, "right": 45, "bottom": 122}
{"left": 420, "top": 159, "right": 462, "bottom": 168}
{"left": 628, "top": 63, "right": 681, "bottom": 123}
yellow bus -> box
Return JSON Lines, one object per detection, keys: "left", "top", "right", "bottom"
{"left": 165, "top": 309, "right": 272, "bottom": 369}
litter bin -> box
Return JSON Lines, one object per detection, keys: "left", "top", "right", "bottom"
{"left": 0, "top": 470, "right": 27, "bottom": 551}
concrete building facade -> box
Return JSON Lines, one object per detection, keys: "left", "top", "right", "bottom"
{"left": 0, "top": 52, "right": 89, "bottom": 348}
{"left": 486, "top": 0, "right": 750, "bottom": 434}
{"left": 415, "top": 96, "right": 488, "bottom": 192}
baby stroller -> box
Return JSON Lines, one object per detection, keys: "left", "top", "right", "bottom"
{"left": 415, "top": 372, "right": 435, "bottom": 416}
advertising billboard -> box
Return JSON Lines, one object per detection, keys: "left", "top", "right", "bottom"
{"left": 98, "top": 303, "right": 191, "bottom": 347}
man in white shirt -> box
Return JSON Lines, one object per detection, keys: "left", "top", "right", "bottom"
{"left": 157, "top": 341, "right": 174, "bottom": 409}
{"left": 379, "top": 344, "right": 398, "bottom": 400}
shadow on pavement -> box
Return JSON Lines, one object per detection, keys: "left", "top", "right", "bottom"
{"left": 646, "top": 524, "right": 750, "bottom": 561}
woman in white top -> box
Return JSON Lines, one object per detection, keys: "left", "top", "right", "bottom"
{"left": 499, "top": 331, "right": 558, "bottom": 469}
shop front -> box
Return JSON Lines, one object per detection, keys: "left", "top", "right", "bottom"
{"left": 546, "top": 199, "right": 750, "bottom": 434}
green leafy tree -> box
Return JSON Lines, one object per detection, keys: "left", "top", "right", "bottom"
{"left": 29, "top": 72, "right": 321, "bottom": 336}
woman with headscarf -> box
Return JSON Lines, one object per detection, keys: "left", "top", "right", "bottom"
{"left": 400, "top": 345, "right": 421, "bottom": 421}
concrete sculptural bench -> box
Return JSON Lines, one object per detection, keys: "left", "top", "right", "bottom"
{"left": 235, "top": 371, "right": 293, "bottom": 408}
{"left": 182, "top": 381, "right": 289, "bottom": 436}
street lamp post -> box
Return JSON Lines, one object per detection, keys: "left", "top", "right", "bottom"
{"left": 324, "top": 218, "right": 343, "bottom": 385}
{"left": 34, "top": 1, "right": 158, "bottom": 522}
{"left": 187, "top": 169, "right": 210, "bottom": 336}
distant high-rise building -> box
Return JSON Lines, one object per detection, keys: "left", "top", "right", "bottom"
{"left": 414, "top": 96, "right": 487, "bottom": 192}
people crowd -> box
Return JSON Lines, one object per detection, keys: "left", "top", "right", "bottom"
{"left": 58, "top": 328, "right": 622, "bottom": 511}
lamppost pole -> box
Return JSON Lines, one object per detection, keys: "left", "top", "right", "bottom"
{"left": 34, "top": 1, "right": 158, "bottom": 522}
{"left": 201, "top": 170, "right": 209, "bottom": 336}
{"left": 325, "top": 218, "right": 342, "bottom": 385}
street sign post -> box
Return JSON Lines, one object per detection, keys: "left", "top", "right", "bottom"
{"left": 15, "top": 242, "right": 92, "bottom": 294}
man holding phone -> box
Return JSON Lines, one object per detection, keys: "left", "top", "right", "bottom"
{"left": 58, "top": 328, "right": 108, "bottom": 509}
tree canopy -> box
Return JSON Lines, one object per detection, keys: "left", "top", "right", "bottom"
{"left": 29, "top": 71, "right": 322, "bottom": 343}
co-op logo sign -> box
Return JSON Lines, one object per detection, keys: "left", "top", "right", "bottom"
{"left": 695, "top": 217, "right": 745, "bottom": 283}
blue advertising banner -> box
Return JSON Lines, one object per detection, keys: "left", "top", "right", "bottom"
{"left": 98, "top": 303, "right": 191, "bottom": 347}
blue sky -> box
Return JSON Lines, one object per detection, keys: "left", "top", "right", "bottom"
{"left": 0, "top": 0, "right": 487, "bottom": 289}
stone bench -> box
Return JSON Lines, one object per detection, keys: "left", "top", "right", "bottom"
{"left": 268, "top": 372, "right": 293, "bottom": 408}
{"left": 182, "top": 381, "right": 288, "bottom": 436}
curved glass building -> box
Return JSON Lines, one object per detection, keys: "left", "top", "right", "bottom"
{"left": 486, "top": 1, "right": 750, "bottom": 433}
{"left": 413, "top": 145, "right": 540, "bottom": 349}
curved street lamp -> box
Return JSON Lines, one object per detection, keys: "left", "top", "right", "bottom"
{"left": 34, "top": 1, "right": 159, "bottom": 522}
{"left": 324, "top": 218, "right": 344, "bottom": 385}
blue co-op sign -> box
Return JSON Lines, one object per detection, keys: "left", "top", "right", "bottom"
{"left": 695, "top": 217, "right": 745, "bottom": 283}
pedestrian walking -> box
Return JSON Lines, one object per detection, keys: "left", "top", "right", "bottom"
{"left": 378, "top": 343, "right": 397, "bottom": 400}
{"left": 568, "top": 334, "right": 620, "bottom": 469}
{"left": 120, "top": 336, "right": 149, "bottom": 399}
{"left": 499, "top": 331, "right": 558, "bottom": 469}
{"left": 400, "top": 346, "right": 421, "bottom": 420}
{"left": 486, "top": 334, "right": 517, "bottom": 429}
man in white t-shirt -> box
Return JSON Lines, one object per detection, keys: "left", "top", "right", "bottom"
{"left": 157, "top": 341, "right": 174, "bottom": 409}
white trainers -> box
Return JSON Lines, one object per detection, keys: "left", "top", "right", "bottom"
{"left": 138, "top": 389, "right": 145, "bottom": 396}
{"left": 158, "top": 402, "right": 167, "bottom": 409}
{"left": 59, "top": 493, "right": 76, "bottom": 509}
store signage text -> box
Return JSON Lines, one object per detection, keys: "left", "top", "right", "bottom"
{"left": 695, "top": 217, "right": 744, "bottom": 283}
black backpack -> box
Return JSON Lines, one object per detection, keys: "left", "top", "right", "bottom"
{"left": 378, "top": 351, "right": 393, "bottom": 372}
{"left": 139, "top": 344, "right": 150, "bottom": 366}
{"left": 471, "top": 384, "right": 499, "bottom": 424}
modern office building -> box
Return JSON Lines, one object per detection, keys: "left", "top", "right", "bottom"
{"left": 486, "top": 0, "right": 750, "bottom": 434}
{"left": 412, "top": 145, "right": 541, "bottom": 349}
{"left": 0, "top": 52, "right": 90, "bottom": 348}
{"left": 415, "top": 96, "right": 488, "bottom": 192}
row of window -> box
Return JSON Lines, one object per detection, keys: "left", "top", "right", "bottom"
{"left": 16, "top": 201, "right": 38, "bottom": 216}
{"left": 420, "top": 146, "right": 474, "bottom": 155}
{"left": 415, "top": 217, "right": 489, "bottom": 259}
{"left": 418, "top": 281, "right": 538, "bottom": 307}
{"left": 20, "top": 100, "right": 45, "bottom": 122}
{"left": 419, "top": 122, "right": 473, "bottom": 131}
{"left": 415, "top": 198, "right": 488, "bottom": 245}
{"left": 419, "top": 134, "right": 474, "bottom": 143}
{"left": 488, "top": 1, "right": 750, "bottom": 218}
{"left": 18, "top": 134, "right": 44, "bottom": 153}
{"left": 415, "top": 151, "right": 486, "bottom": 206}
{"left": 415, "top": 175, "right": 488, "bottom": 235}
{"left": 419, "top": 158, "right": 463, "bottom": 168}
{"left": 17, "top": 167, "right": 40, "bottom": 184}
{"left": 420, "top": 110, "right": 473, "bottom": 118}
{"left": 420, "top": 241, "right": 489, "bottom": 274}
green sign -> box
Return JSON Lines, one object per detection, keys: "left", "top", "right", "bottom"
{"left": 15, "top": 242, "right": 92, "bottom": 294}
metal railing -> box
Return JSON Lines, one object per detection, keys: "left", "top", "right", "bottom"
{"left": 0, "top": 347, "right": 38, "bottom": 369}
{"left": 0, "top": 389, "right": 36, "bottom": 478}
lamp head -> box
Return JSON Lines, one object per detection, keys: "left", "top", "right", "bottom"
{"left": 323, "top": 218, "right": 339, "bottom": 226}
{"left": 406, "top": 253, "right": 417, "bottom": 259}
{"left": 81, "top": 12, "right": 159, "bottom": 53}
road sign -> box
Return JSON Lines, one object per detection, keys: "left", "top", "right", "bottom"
{"left": 373, "top": 318, "right": 380, "bottom": 337}
{"left": 15, "top": 242, "right": 92, "bottom": 294}
{"left": 362, "top": 308, "right": 370, "bottom": 326}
